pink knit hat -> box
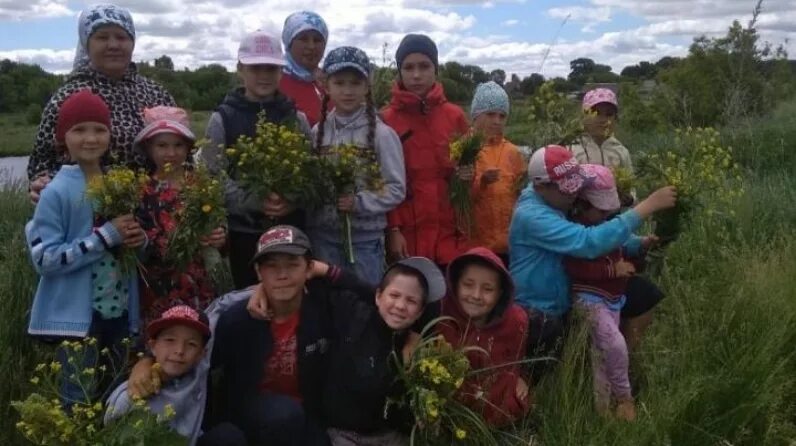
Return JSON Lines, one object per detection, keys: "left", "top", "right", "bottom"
{"left": 582, "top": 88, "right": 618, "bottom": 112}
{"left": 578, "top": 164, "right": 620, "bottom": 211}
{"left": 133, "top": 106, "right": 195, "bottom": 146}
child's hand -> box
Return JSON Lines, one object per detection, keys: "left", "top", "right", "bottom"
{"left": 516, "top": 377, "right": 530, "bottom": 402}
{"left": 110, "top": 214, "right": 136, "bottom": 236}
{"left": 402, "top": 331, "right": 422, "bottom": 364}
{"left": 200, "top": 227, "right": 227, "bottom": 249}
{"left": 641, "top": 235, "right": 660, "bottom": 250}
{"left": 635, "top": 186, "right": 677, "bottom": 218}
{"left": 263, "top": 193, "right": 294, "bottom": 218}
{"left": 122, "top": 221, "right": 146, "bottom": 248}
{"left": 615, "top": 260, "right": 636, "bottom": 278}
{"left": 337, "top": 194, "right": 355, "bottom": 213}
{"left": 29, "top": 174, "right": 51, "bottom": 204}
{"left": 127, "top": 357, "right": 165, "bottom": 398}
{"left": 456, "top": 165, "right": 475, "bottom": 182}
{"left": 387, "top": 230, "right": 408, "bottom": 262}
{"left": 480, "top": 168, "right": 501, "bottom": 185}
{"left": 246, "top": 283, "right": 272, "bottom": 320}
{"left": 308, "top": 260, "right": 330, "bottom": 279}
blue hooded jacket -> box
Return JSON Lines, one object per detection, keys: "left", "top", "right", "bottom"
{"left": 508, "top": 187, "right": 642, "bottom": 316}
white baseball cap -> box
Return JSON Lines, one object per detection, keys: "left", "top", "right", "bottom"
{"left": 238, "top": 30, "right": 285, "bottom": 66}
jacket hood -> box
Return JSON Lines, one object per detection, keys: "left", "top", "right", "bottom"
{"left": 389, "top": 81, "right": 447, "bottom": 113}
{"left": 444, "top": 247, "right": 515, "bottom": 327}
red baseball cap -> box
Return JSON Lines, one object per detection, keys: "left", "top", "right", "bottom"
{"left": 146, "top": 305, "right": 211, "bottom": 341}
{"left": 527, "top": 145, "right": 595, "bottom": 194}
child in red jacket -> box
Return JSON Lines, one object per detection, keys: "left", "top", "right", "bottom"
{"left": 382, "top": 34, "right": 470, "bottom": 267}
{"left": 436, "top": 247, "right": 530, "bottom": 426}
{"left": 564, "top": 164, "right": 656, "bottom": 422}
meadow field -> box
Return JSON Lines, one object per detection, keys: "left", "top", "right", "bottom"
{"left": 0, "top": 100, "right": 794, "bottom": 445}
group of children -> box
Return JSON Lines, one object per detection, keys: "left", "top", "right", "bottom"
{"left": 25, "top": 16, "right": 677, "bottom": 445}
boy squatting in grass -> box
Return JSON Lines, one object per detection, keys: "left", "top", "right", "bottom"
{"left": 200, "top": 29, "right": 311, "bottom": 290}
{"left": 508, "top": 145, "right": 677, "bottom": 381}
{"left": 104, "top": 305, "right": 247, "bottom": 445}
{"left": 309, "top": 45, "right": 406, "bottom": 285}
{"left": 25, "top": 90, "right": 146, "bottom": 407}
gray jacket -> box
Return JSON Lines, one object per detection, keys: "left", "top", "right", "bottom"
{"left": 308, "top": 107, "right": 406, "bottom": 243}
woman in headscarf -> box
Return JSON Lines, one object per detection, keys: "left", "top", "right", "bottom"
{"left": 279, "top": 11, "right": 330, "bottom": 127}
{"left": 27, "top": 3, "right": 175, "bottom": 203}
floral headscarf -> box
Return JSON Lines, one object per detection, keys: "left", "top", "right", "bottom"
{"left": 72, "top": 4, "right": 136, "bottom": 71}
{"left": 281, "top": 11, "right": 328, "bottom": 82}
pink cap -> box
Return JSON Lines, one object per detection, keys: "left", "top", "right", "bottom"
{"left": 528, "top": 145, "right": 595, "bottom": 194}
{"left": 238, "top": 30, "right": 285, "bottom": 66}
{"left": 133, "top": 106, "right": 195, "bottom": 146}
{"left": 582, "top": 88, "right": 618, "bottom": 111}
{"left": 578, "top": 164, "right": 620, "bottom": 211}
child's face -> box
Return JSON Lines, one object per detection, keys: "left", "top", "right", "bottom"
{"left": 375, "top": 273, "right": 425, "bottom": 330}
{"left": 256, "top": 253, "right": 311, "bottom": 304}
{"left": 579, "top": 204, "right": 616, "bottom": 225}
{"left": 146, "top": 133, "right": 190, "bottom": 175}
{"left": 535, "top": 182, "right": 578, "bottom": 212}
{"left": 239, "top": 64, "right": 282, "bottom": 100}
{"left": 289, "top": 30, "right": 326, "bottom": 71}
{"left": 583, "top": 103, "right": 617, "bottom": 141}
{"left": 399, "top": 53, "right": 436, "bottom": 97}
{"left": 473, "top": 111, "right": 507, "bottom": 139}
{"left": 456, "top": 264, "right": 502, "bottom": 325}
{"left": 64, "top": 122, "right": 110, "bottom": 167}
{"left": 147, "top": 325, "right": 206, "bottom": 379}
{"left": 326, "top": 70, "right": 369, "bottom": 115}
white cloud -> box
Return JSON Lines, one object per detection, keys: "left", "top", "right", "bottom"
{"left": 502, "top": 19, "right": 519, "bottom": 26}
{"left": 0, "top": 0, "right": 71, "bottom": 21}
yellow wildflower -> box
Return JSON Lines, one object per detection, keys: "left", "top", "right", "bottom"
{"left": 455, "top": 428, "right": 467, "bottom": 440}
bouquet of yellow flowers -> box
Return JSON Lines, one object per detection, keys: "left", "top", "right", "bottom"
{"left": 636, "top": 127, "right": 743, "bottom": 242}
{"left": 388, "top": 330, "right": 496, "bottom": 445}
{"left": 12, "top": 338, "right": 186, "bottom": 446}
{"left": 85, "top": 166, "right": 148, "bottom": 275}
{"left": 449, "top": 132, "right": 483, "bottom": 236}
{"left": 318, "top": 144, "right": 384, "bottom": 264}
{"left": 165, "top": 165, "right": 232, "bottom": 292}
{"left": 225, "top": 116, "right": 324, "bottom": 227}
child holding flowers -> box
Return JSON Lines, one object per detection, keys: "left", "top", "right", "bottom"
{"left": 383, "top": 34, "right": 471, "bottom": 268}
{"left": 24, "top": 90, "right": 146, "bottom": 406}
{"left": 133, "top": 106, "right": 226, "bottom": 326}
{"left": 468, "top": 82, "right": 526, "bottom": 266}
{"left": 105, "top": 305, "right": 247, "bottom": 445}
{"left": 435, "top": 247, "right": 531, "bottom": 427}
{"left": 310, "top": 46, "right": 406, "bottom": 285}
{"left": 564, "top": 164, "right": 658, "bottom": 421}
{"left": 201, "top": 29, "right": 311, "bottom": 289}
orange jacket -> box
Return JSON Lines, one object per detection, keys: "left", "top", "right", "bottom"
{"left": 470, "top": 138, "right": 525, "bottom": 254}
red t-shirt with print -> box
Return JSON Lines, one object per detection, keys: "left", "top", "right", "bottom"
{"left": 260, "top": 312, "right": 302, "bottom": 402}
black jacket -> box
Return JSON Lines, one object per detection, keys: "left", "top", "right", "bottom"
{"left": 209, "top": 266, "right": 371, "bottom": 427}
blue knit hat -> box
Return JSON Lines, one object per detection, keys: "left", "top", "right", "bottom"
{"left": 470, "top": 81, "right": 510, "bottom": 119}
{"left": 323, "top": 46, "right": 371, "bottom": 78}
{"left": 395, "top": 34, "right": 438, "bottom": 71}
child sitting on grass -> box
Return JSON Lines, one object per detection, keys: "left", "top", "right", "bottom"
{"left": 563, "top": 164, "right": 658, "bottom": 421}
{"left": 25, "top": 90, "right": 146, "bottom": 407}
{"left": 436, "top": 247, "right": 531, "bottom": 426}
{"left": 105, "top": 305, "right": 247, "bottom": 445}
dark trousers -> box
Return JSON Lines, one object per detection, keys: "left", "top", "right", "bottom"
{"left": 240, "top": 393, "right": 330, "bottom": 446}
{"left": 198, "top": 422, "right": 249, "bottom": 446}
{"left": 525, "top": 310, "right": 567, "bottom": 384}
{"left": 228, "top": 231, "right": 260, "bottom": 290}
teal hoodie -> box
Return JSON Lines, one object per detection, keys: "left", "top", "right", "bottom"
{"left": 508, "top": 186, "right": 642, "bottom": 316}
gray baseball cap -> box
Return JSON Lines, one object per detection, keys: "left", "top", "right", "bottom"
{"left": 251, "top": 225, "right": 312, "bottom": 264}
{"left": 388, "top": 257, "right": 447, "bottom": 303}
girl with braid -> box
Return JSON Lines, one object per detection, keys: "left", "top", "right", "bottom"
{"left": 308, "top": 47, "right": 406, "bottom": 285}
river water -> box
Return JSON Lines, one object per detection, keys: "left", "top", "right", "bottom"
{"left": 0, "top": 156, "right": 28, "bottom": 189}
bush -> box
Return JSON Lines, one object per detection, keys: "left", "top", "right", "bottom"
{"left": 25, "top": 103, "right": 42, "bottom": 125}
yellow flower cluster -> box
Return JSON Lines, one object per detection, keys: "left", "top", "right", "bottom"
{"left": 225, "top": 116, "right": 325, "bottom": 211}
{"left": 637, "top": 126, "right": 744, "bottom": 240}
{"left": 166, "top": 164, "right": 226, "bottom": 271}
{"left": 449, "top": 132, "right": 484, "bottom": 236}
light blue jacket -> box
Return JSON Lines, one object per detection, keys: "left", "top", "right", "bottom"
{"left": 25, "top": 165, "right": 140, "bottom": 338}
{"left": 508, "top": 187, "right": 642, "bottom": 316}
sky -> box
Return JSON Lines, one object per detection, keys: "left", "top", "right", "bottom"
{"left": 0, "top": 0, "right": 794, "bottom": 78}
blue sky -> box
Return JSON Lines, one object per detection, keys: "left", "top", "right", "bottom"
{"left": 1, "top": 0, "right": 793, "bottom": 77}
